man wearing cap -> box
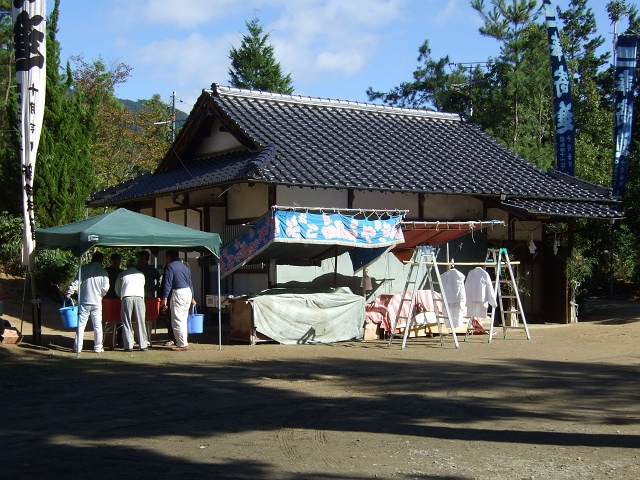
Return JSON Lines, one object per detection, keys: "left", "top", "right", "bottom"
{"left": 115, "top": 257, "right": 149, "bottom": 352}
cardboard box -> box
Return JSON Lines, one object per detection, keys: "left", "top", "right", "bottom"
{"left": 404, "top": 324, "right": 435, "bottom": 338}
{"left": 206, "top": 295, "right": 228, "bottom": 307}
{"left": 1, "top": 326, "right": 22, "bottom": 345}
{"left": 363, "top": 322, "right": 380, "bottom": 341}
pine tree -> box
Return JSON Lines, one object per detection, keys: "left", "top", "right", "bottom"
{"left": 228, "top": 17, "right": 294, "bottom": 94}
{"left": 471, "top": 0, "right": 540, "bottom": 148}
{"left": 366, "top": 40, "right": 469, "bottom": 113}
{"left": 558, "top": 0, "right": 611, "bottom": 186}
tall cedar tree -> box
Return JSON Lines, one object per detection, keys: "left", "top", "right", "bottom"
{"left": 228, "top": 18, "right": 294, "bottom": 94}
{"left": 0, "top": 0, "right": 21, "bottom": 215}
{"left": 35, "top": 0, "right": 96, "bottom": 227}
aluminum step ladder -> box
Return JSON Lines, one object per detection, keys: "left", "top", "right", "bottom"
{"left": 388, "top": 246, "right": 460, "bottom": 349}
{"left": 465, "top": 247, "right": 531, "bottom": 343}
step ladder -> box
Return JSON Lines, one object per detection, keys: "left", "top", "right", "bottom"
{"left": 388, "top": 246, "right": 460, "bottom": 349}
{"left": 464, "top": 248, "right": 531, "bottom": 343}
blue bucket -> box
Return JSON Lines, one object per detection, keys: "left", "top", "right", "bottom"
{"left": 187, "top": 306, "right": 204, "bottom": 334}
{"left": 60, "top": 299, "right": 79, "bottom": 329}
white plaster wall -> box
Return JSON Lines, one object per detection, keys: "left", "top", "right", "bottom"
{"left": 423, "top": 194, "right": 484, "bottom": 220}
{"left": 195, "top": 120, "right": 243, "bottom": 155}
{"left": 352, "top": 191, "right": 417, "bottom": 217}
{"left": 155, "top": 195, "right": 175, "bottom": 218}
{"left": 187, "top": 188, "right": 217, "bottom": 206}
{"left": 486, "top": 207, "right": 509, "bottom": 240}
{"left": 228, "top": 273, "right": 269, "bottom": 295}
{"left": 276, "top": 186, "right": 348, "bottom": 209}
{"left": 227, "top": 183, "right": 269, "bottom": 220}
{"left": 514, "top": 220, "right": 543, "bottom": 241}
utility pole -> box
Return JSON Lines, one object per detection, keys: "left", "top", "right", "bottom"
{"left": 154, "top": 91, "right": 177, "bottom": 142}
{"left": 171, "top": 91, "right": 176, "bottom": 142}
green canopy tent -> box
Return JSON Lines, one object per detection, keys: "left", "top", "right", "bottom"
{"left": 35, "top": 208, "right": 223, "bottom": 354}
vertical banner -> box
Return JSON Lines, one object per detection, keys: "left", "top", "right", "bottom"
{"left": 543, "top": 0, "right": 575, "bottom": 177}
{"left": 612, "top": 34, "right": 638, "bottom": 199}
{"left": 12, "top": 0, "right": 46, "bottom": 267}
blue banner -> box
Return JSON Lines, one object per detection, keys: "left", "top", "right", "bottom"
{"left": 612, "top": 34, "right": 638, "bottom": 199}
{"left": 544, "top": 0, "right": 575, "bottom": 176}
{"left": 220, "top": 209, "right": 405, "bottom": 277}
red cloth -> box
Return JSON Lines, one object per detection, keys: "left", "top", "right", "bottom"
{"left": 365, "top": 290, "right": 441, "bottom": 332}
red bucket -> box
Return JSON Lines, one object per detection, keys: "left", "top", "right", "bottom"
{"left": 145, "top": 298, "right": 161, "bottom": 320}
{"left": 102, "top": 298, "right": 122, "bottom": 323}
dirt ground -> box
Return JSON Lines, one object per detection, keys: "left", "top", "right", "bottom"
{"left": 1, "top": 274, "right": 640, "bottom": 479}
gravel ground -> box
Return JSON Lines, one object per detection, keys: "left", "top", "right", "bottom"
{"left": 1, "top": 275, "right": 639, "bottom": 479}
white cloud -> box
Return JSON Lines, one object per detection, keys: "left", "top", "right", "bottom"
{"left": 266, "top": 0, "right": 406, "bottom": 80}
{"left": 108, "top": 0, "right": 245, "bottom": 29}
{"left": 425, "top": 0, "right": 483, "bottom": 29}
{"left": 121, "top": 32, "right": 237, "bottom": 105}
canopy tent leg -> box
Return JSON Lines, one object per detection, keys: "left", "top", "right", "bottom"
{"left": 217, "top": 256, "right": 222, "bottom": 351}
{"left": 75, "top": 255, "right": 82, "bottom": 359}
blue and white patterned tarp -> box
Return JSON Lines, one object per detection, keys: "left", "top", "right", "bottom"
{"left": 220, "top": 208, "right": 405, "bottom": 277}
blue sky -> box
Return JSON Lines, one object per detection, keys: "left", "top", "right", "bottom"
{"left": 52, "top": 0, "right": 621, "bottom": 111}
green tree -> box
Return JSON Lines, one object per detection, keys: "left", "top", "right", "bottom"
{"left": 558, "top": 0, "right": 612, "bottom": 186}
{"left": 0, "top": 1, "right": 21, "bottom": 215}
{"left": 70, "top": 56, "right": 170, "bottom": 192}
{"left": 35, "top": 0, "right": 96, "bottom": 227}
{"left": 228, "top": 17, "right": 294, "bottom": 94}
{"left": 366, "top": 40, "right": 469, "bottom": 113}
{"left": 471, "top": 0, "right": 540, "bottom": 148}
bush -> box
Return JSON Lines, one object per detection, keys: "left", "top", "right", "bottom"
{"left": 35, "top": 248, "right": 77, "bottom": 297}
{"left": 0, "top": 211, "right": 77, "bottom": 297}
{"left": 0, "top": 211, "right": 25, "bottom": 274}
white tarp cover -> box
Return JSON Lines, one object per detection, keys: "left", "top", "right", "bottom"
{"left": 248, "top": 287, "right": 365, "bottom": 344}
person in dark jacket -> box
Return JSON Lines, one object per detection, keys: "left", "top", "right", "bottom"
{"left": 158, "top": 257, "right": 177, "bottom": 346}
{"left": 160, "top": 250, "right": 196, "bottom": 351}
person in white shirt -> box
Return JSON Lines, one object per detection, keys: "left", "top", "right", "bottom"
{"left": 115, "top": 257, "right": 149, "bottom": 352}
{"left": 65, "top": 251, "right": 109, "bottom": 353}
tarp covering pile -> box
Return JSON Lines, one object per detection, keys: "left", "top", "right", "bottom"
{"left": 248, "top": 287, "right": 365, "bottom": 344}
{"left": 220, "top": 206, "right": 407, "bottom": 277}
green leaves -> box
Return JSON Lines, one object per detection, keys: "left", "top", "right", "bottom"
{"left": 228, "top": 17, "right": 294, "bottom": 94}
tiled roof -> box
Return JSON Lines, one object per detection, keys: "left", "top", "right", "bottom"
{"left": 90, "top": 146, "right": 276, "bottom": 204}
{"left": 89, "top": 85, "right": 621, "bottom": 220}
{"left": 502, "top": 199, "right": 621, "bottom": 219}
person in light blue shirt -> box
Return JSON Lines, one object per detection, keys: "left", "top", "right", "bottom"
{"left": 65, "top": 251, "right": 109, "bottom": 353}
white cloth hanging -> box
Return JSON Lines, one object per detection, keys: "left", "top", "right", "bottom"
{"left": 464, "top": 267, "right": 497, "bottom": 318}
{"left": 440, "top": 268, "right": 466, "bottom": 328}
